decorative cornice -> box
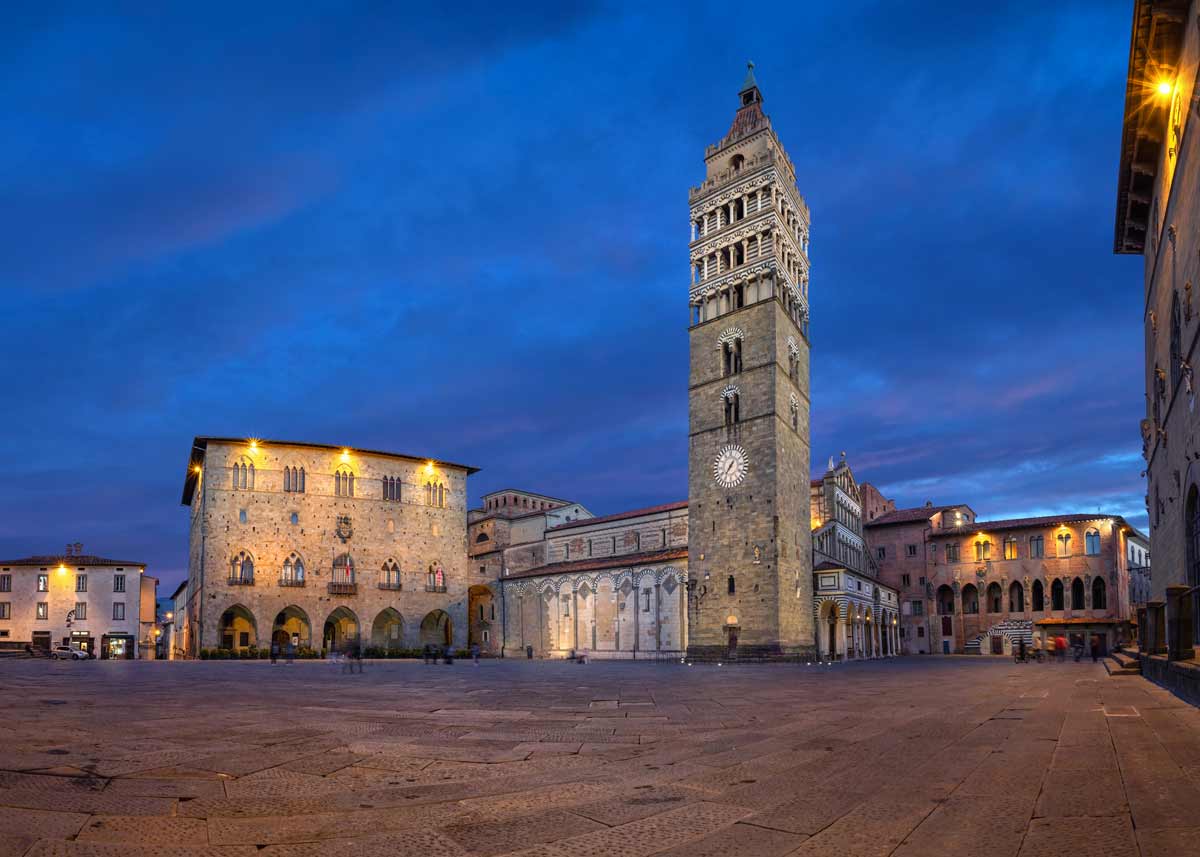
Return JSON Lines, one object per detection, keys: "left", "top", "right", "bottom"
{"left": 690, "top": 170, "right": 778, "bottom": 218}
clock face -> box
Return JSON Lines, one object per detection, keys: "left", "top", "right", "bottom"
{"left": 713, "top": 444, "right": 749, "bottom": 488}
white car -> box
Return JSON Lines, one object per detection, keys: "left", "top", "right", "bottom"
{"left": 50, "top": 646, "right": 88, "bottom": 660}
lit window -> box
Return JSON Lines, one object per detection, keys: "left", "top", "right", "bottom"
{"left": 425, "top": 481, "right": 446, "bottom": 508}
{"left": 232, "top": 457, "right": 255, "bottom": 490}
{"left": 0, "top": 602, "right": 9, "bottom": 619}
{"left": 0, "top": 575, "right": 8, "bottom": 592}
{"left": 229, "top": 551, "right": 254, "bottom": 583}
{"left": 284, "top": 466, "right": 306, "bottom": 493}
{"left": 974, "top": 540, "right": 990, "bottom": 561}
{"left": 1003, "top": 537, "right": 1017, "bottom": 560}
{"left": 1056, "top": 532, "right": 1072, "bottom": 558}
{"left": 382, "top": 476, "right": 401, "bottom": 502}
{"left": 36, "top": 602, "right": 48, "bottom": 619}
{"left": 37, "top": 574, "right": 48, "bottom": 592}
{"left": 335, "top": 467, "right": 354, "bottom": 497}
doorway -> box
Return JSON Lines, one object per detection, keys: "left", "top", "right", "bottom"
{"left": 990, "top": 636, "right": 1004, "bottom": 655}
{"left": 941, "top": 616, "right": 952, "bottom": 636}
{"left": 942, "top": 640, "right": 950, "bottom": 654}
{"left": 725, "top": 626, "right": 739, "bottom": 659}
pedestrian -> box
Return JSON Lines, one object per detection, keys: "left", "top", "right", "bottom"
{"left": 270, "top": 641, "right": 278, "bottom": 665}
{"left": 471, "top": 643, "right": 480, "bottom": 665}
{"left": 1073, "top": 636, "right": 1084, "bottom": 662}
{"left": 353, "top": 639, "right": 363, "bottom": 674}
{"left": 423, "top": 643, "right": 431, "bottom": 665}
{"left": 1090, "top": 635, "right": 1100, "bottom": 663}
{"left": 1055, "top": 635, "right": 1068, "bottom": 663}
{"left": 286, "top": 641, "right": 295, "bottom": 664}
{"left": 443, "top": 644, "right": 453, "bottom": 665}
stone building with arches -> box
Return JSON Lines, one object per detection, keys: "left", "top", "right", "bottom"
{"left": 180, "top": 437, "right": 476, "bottom": 656}
{"left": 871, "top": 507, "right": 1146, "bottom": 656}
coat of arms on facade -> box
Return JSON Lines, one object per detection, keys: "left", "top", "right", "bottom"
{"left": 336, "top": 515, "right": 353, "bottom": 542}
{"left": 752, "top": 545, "right": 763, "bottom": 564}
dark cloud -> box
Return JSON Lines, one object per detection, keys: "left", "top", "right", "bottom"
{"left": 0, "top": 1, "right": 1148, "bottom": 587}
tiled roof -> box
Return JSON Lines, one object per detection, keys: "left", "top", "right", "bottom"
{"left": 1034, "top": 617, "right": 1129, "bottom": 626}
{"left": 931, "top": 513, "right": 1132, "bottom": 537}
{"left": 548, "top": 501, "right": 688, "bottom": 532}
{"left": 0, "top": 555, "right": 144, "bottom": 568}
{"left": 865, "top": 505, "right": 965, "bottom": 527}
{"left": 503, "top": 548, "right": 688, "bottom": 580}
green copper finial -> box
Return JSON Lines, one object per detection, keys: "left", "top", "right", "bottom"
{"left": 741, "top": 60, "right": 757, "bottom": 91}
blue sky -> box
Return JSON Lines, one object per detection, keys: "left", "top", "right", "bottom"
{"left": 0, "top": 1, "right": 1146, "bottom": 589}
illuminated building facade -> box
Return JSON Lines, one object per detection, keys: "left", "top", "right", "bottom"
{"left": 0, "top": 547, "right": 155, "bottom": 658}
{"left": 1114, "top": 0, "right": 1200, "bottom": 659}
{"left": 181, "top": 437, "right": 476, "bottom": 656}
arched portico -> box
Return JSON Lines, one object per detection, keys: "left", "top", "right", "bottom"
{"left": 272, "top": 605, "right": 311, "bottom": 648}
{"left": 371, "top": 608, "right": 404, "bottom": 651}
{"left": 218, "top": 604, "right": 257, "bottom": 651}
{"left": 323, "top": 606, "right": 358, "bottom": 654}
{"left": 420, "top": 609, "right": 453, "bottom": 648}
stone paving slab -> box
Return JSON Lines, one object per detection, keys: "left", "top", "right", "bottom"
{"left": 0, "top": 657, "right": 1197, "bottom": 855}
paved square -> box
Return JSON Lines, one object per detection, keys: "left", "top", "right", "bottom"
{"left": 2, "top": 657, "right": 1200, "bottom": 856}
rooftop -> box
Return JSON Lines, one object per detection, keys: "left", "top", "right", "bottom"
{"left": 865, "top": 504, "right": 970, "bottom": 527}
{"left": 931, "top": 513, "right": 1144, "bottom": 539}
{"left": 0, "top": 554, "right": 145, "bottom": 568}
{"left": 503, "top": 547, "right": 689, "bottom": 580}
{"left": 548, "top": 500, "right": 688, "bottom": 532}
{"left": 181, "top": 436, "right": 480, "bottom": 505}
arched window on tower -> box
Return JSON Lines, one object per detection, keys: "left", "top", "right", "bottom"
{"left": 426, "top": 481, "right": 446, "bottom": 508}
{"left": 332, "top": 553, "right": 354, "bottom": 584}
{"left": 281, "top": 552, "right": 304, "bottom": 584}
{"left": 229, "top": 551, "right": 254, "bottom": 584}
{"left": 722, "top": 339, "right": 742, "bottom": 376}
{"left": 283, "top": 465, "right": 305, "bottom": 493}
{"left": 724, "top": 390, "right": 740, "bottom": 426}
{"left": 382, "top": 476, "right": 400, "bottom": 502}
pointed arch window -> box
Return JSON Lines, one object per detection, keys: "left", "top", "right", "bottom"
{"left": 332, "top": 553, "right": 354, "bottom": 584}
{"left": 382, "top": 476, "right": 401, "bottom": 502}
{"left": 229, "top": 551, "right": 254, "bottom": 584}
{"left": 1084, "top": 528, "right": 1100, "bottom": 556}
{"left": 281, "top": 553, "right": 304, "bottom": 585}
{"left": 334, "top": 467, "right": 354, "bottom": 497}
{"left": 233, "top": 458, "right": 255, "bottom": 490}
{"left": 425, "top": 481, "right": 446, "bottom": 508}
{"left": 1070, "top": 577, "right": 1085, "bottom": 610}
{"left": 1003, "top": 536, "right": 1018, "bottom": 560}
{"left": 1051, "top": 578, "right": 1065, "bottom": 611}
{"left": 426, "top": 564, "right": 446, "bottom": 592}
{"left": 1056, "top": 532, "right": 1072, "bottom": 558}
{"left": 1092, "top": 577, "right": 1107, "bottom": 611}
{"left": 789, "top": 395, "right": 799, "bottom": 431}
{"left": 283, "top": 465, "right": 305, "bottom": 493}
{"left": 380, "top": 559, "right": 402, "bottom": 590}
{"left": 974, "top": 539, "right": 990, "bottom": 561}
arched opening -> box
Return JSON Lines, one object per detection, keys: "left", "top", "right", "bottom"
{"left": 1085, "top": 528, "right": 1101, "bottom": 556}
{"left": 936, "top": 585, "right": 954, "bottom": 614}
{"left": 272, "top": 605, "right": 311, "bottom": 649}
{"left": 218, "top": 604, "right": 257, "bottom": 651}
{"left": 370, "top": 608, "right": 404, "bottom": 651}
{"left": 864, "top": 608, "right": 875, "bottom": 657}
{"left": 986, "top": 582, "right": 1002, "bottom": 614}
{"left": 1051, "top": 579, "right": 1065, "bottom": 611}
{"left": 729, "top": 154, "right": 745, "bottom": 172}
{"left": 323, "top": 606, "right": 358, "bottom": 654}
{"left": 468, "top": 585, "right": 495, "bottom": 650}
{"left": 1092, "top": 577, "right": 1107, "bottom": 611}
{"left": 1008, "top": 581, "right": 1024, "bottom": 613}
{"left": 1071, "top": 577, "right": 1085, "bottom": 611}
{"left": 961, "top": 584, "right": 979, "bottom": 614}
{"left": 1032, "top": 579, "right": 1045, "bottom": 612}
{"left": 420, "top": 610, "right": 453, "bottom": 648}
{"left": 819, "top": 601, "right": 839, "bottom": 660}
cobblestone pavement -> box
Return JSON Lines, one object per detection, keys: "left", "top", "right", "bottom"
{"left": 1, "top": 657, "right": 1199, "bottom": 857}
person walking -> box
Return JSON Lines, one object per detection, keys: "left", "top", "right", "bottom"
{"left": 471, "top": 643, "right": 480, "bottom": 665}
{"left": 1055, "top": 635, "right": 1068, "bottom": 662}
{"left": 270, "top": 641, "right": 278, "bottom": 665}
{"left": 1017, "top": 638, "right": 1026, "bottom": 663}
{"left": 353, "top": 639, "right": 364, "bottom": 674}
{"left": 286, "top": 640, "right": 295, "bottom": 664}
{"left": 1090, "top": 635, "right": 1100, "bottom": 663}
{"left": 423, "top": 643, "right": 431, "bottom": 665}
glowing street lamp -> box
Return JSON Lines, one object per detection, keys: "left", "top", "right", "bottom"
{"left": 1157, "top": 81, "right": 1173, "bottom": 95}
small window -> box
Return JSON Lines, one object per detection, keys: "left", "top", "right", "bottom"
{"left": 37, "top": 574, "right": 48, "bottom": 592}
{"left": 74, "top": 602, "right": 86, "bottom": 620}
{"left": 918, "top": 576, "right": 926, "bottom": 586}
{"left": 1003, "top": 537, "right": 1018, "bottom": 560}
{"left": 917, "top": 626, "right": 925, "bottom": 638}
{"left": 911, "top": 600, "right": 924, "bottom": 616}
{"left": 479, "top": 565, "right": 486, "bottom": 575}
{"left": 728, "top": 575, "right": 736, "bottom": 595}
{"left": 290, "top": 512, "right": 299, "bottom": 525}
{"left": 238, "top": 509, "right": 248, "bottom": 524}
{"left": 1085, "top": 528, "right": 1100, "bottom": 556}
{"left": 0, "top": 575, "right": 8, "bottom": 592}
{"left": 901, "top": 574, "right": 910, "bottom": 587}
{"left": 75, "top": 574, "right": 87, "bottom": 592}
{"left": 906, "top": 544, "right": 917, "bottom": 557}
{"left": 946, "top": 544, "right": 959, "bottom": 562}
{"left": 0, "top": 602, "right": 9, "bottom": 619}
{"left": 335, "top": 467, "right": 355, "bottom": 497}
{"left": 113, "top": 574, "right": 125, "bottom": 593}
{"left": 482, "top": 630, "right": 490, "bottom": 643}
{"left": 36, "top": 602, "right": 48, "bottom": 620}
{"left": 1030, "top": 536, "right": 1044, "bottom": 558}
{"left": 1056, "top": 532, "right": 1072, "bottom": 558}
{"left": 877, "top": 547, "right": 886, "bottom": 560}
{"left": 974, "top": 540, "right": 990, "bottom": 561}
{"left": 113, "top": 602, "right": 125, "bottom": 621}
{"left": 643, "top": 589, "right": 652, "bottom": 612}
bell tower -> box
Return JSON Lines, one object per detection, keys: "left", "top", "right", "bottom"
{"left": 686, "top": 64, "right": 814, "bottom": 661}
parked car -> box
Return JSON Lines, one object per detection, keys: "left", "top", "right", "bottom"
{"left": 50, "top": 646, "right": 88, "bottom": 660}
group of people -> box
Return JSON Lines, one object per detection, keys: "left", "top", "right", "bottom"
{"left": 1020, "top": 634, "right": 1103, "bottom": 663}
{"left": 264, "top": 639, "right": 483, "bottom": 668}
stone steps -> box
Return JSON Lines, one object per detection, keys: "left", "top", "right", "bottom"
{"left": 1104, "top": 649, "right": 1141, "bottom": 675}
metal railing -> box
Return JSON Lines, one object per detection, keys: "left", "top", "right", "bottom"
{"left": 327, "top": 582, "right": 357, "bottom": 595}
{"left": 227, "top": 577, "right": 254, "bottom": 586}
{"left": 278, "top": 577, "right": 306, "bottom": 587}
{"left": 378, "top": 581, "right": 402, "bottom": 591}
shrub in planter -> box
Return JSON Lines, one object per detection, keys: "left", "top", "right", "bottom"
{"left": 199, "top": 648, "right": 210, "bottom": 660}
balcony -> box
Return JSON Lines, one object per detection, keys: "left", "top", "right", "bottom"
{"left": 278, "top": 577, "right": 306, "bottom": 588}
{"left": 378, "top": 581, "right": 402, "bottom": 591}
{"left": 327, "top": 582, "right": 357, "bottom": 596}
{"left": 425, "top": 585, "right": 447, "bottom": 593}
{"left": 227, "top": 577, "right": 254, "bottom": 586}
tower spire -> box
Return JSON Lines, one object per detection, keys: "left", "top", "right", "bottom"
{"left": 741, "top": 61, "right": 757, "bottom": 92}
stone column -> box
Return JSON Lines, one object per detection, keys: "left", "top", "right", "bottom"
{"left": 1146, "top": 600, "right": 1167, "bottom": 655}
{"left": 633, "top": 581, "right": 640, "bottom": 659}
{"left": 572, "top": 587, "right": 579, "bottom": 654}
{"left": 654, "top": 582, "right": 662, "bottom": 652}
{"left": 838, "top": 617, "right": 847, "bottom": 661}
